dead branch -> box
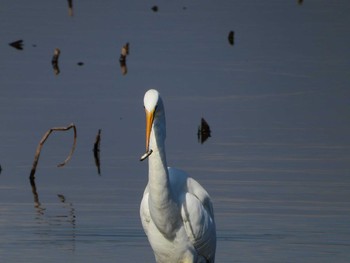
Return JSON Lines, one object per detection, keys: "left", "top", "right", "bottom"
{"left": 29, "top": 123, "right": 77, "bottom": 180}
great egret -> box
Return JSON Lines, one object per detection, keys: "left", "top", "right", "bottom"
{"left": 140, "top": 89, "right": 216, "bottom": 263}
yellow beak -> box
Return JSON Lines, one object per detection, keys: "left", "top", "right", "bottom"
{"left": 140, "top": 109, "right": 155, "bottom": 161}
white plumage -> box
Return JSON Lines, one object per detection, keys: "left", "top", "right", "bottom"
{"left": 140, "top": 89, "right": 216, "bottom": 263}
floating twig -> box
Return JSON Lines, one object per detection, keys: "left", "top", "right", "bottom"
{"left": 29, "top": 123, "right": 77, "bottom": 180}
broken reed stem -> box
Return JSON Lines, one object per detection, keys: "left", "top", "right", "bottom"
{"left": 29, "top": 123, "right": 77, "bottom": 180}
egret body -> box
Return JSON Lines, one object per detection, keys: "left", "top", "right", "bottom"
{"left": 140, "top": 89, "right": 216, "bottom": 263}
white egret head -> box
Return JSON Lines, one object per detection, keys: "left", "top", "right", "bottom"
{"left": 140, "top": 89, "right": 166, "bottom": 161}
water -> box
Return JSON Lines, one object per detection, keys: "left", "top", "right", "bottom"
{"left": 1, "top": 1, "right": 350, "bottom": 262}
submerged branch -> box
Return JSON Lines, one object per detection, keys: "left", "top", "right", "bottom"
{"left": 29, "top": 123, "right": 77, "bottom": 180}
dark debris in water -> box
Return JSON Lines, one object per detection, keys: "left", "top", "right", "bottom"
{"left": 197, "top": 118, "right": 211, "bottom": 144}
{"left": 119, "top": 42, "right": 129, "bottom": 76}
{"left": 151, "top": 5, "right": 158, "bottom": 12}
{"left": 228, "top": 31, "right": 235, "bottom": 46}
{"left": 68, "top": 0, "right": 74, "bottom": 16}
{"left": 51, "top": 48, "right": 61, "bottom": 75}
{"left": 9, "top": 39, "right": 24, "bottom": 50}
{"left": 119, "top": 59, "right": 128, "bottom": 75}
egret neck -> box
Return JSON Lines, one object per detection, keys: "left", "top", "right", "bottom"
{"left": 145, "top": 101, "right": 180, "bottom": 238}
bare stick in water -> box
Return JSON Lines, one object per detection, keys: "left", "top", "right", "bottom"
{"left": 29, "top": 123, "right": 77, "bottom": 180}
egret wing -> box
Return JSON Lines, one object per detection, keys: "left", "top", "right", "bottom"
{"left": 181, "top": 179, "right": 216, "bottom": 262}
